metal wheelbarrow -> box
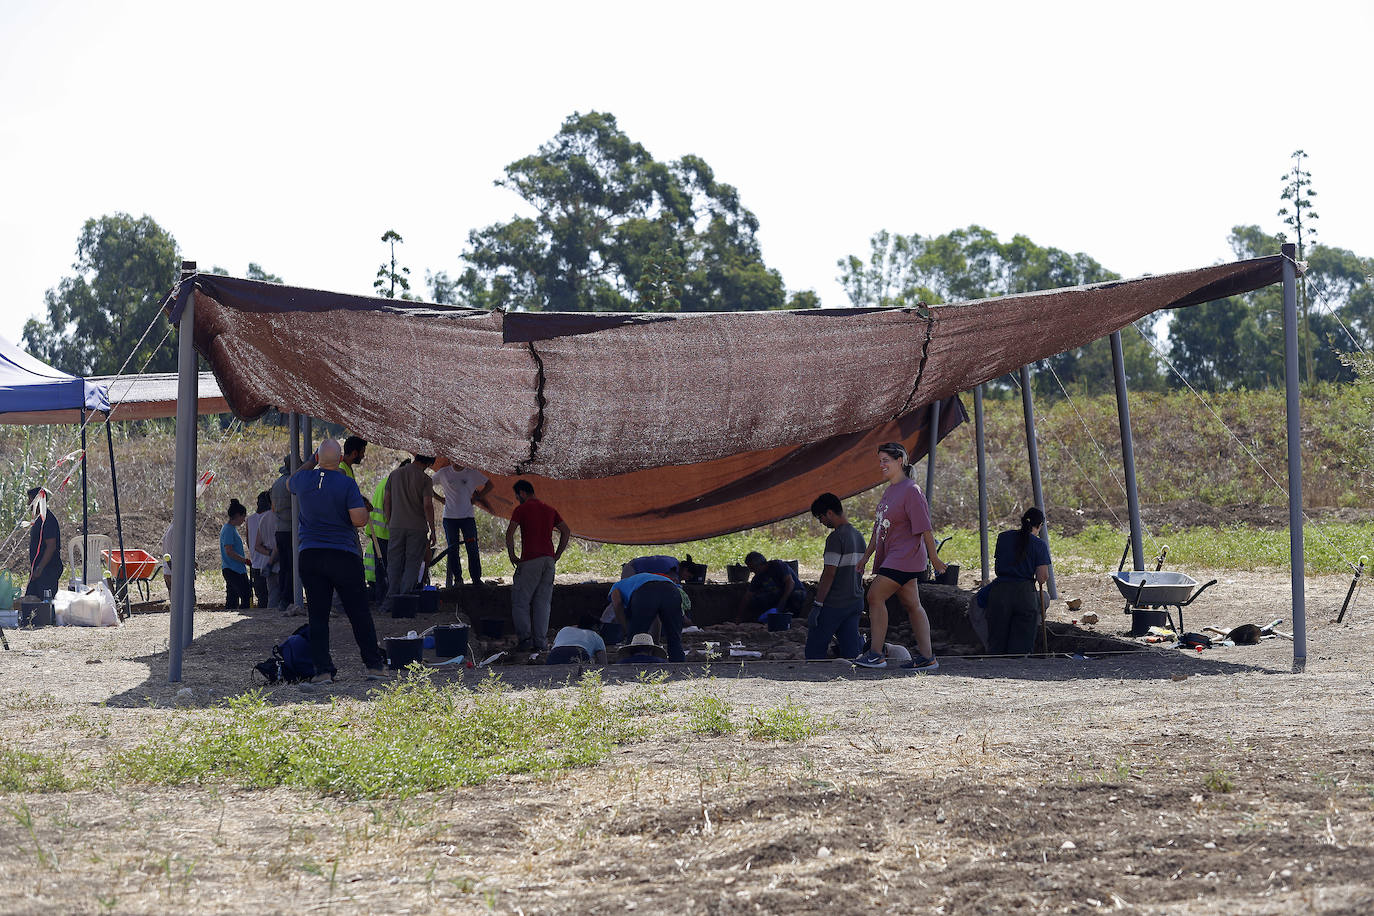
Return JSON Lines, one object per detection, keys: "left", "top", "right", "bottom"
{"left": 1111, "top": 570, "right": 1218, "bottom": 637}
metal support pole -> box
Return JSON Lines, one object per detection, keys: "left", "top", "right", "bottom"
{"left": 169, "top": 261, "right": 197, "bottom": 681}
{"left": 1110, "top": 330, "right": 1145, "bottom": 571}
{"left": 80, "top": 407, "right": 88, "bottom": 587}
{"left": 925, "top": 399, "right": 940, "bottom": 507}
{"left": 1019, "top": 364, "right": 1057, "bottom": 599}
{"left": 1281, "top": 242, "right": 1307, "bottom": 672}
{"left": 290, "top": 413, "right": 303, "bottom": 609}
{"left": 105, "top": 418, "right": 129, "bottom": 615}
{"left": 974, "top": 385, "right": 990, "bottom": 584}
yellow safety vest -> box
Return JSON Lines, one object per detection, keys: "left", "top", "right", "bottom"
{"left": 363, "top": 476, "right": 389, "bottom": 584}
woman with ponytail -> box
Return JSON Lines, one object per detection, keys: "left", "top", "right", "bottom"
{"left": 220, "top": 498, "right": 253, "bottom": 610}
{"left": 980, "top": 506, "right": 1051, "bottom": 655}
{"left": 855, "top": 442, "right": 946, "bottom": 669}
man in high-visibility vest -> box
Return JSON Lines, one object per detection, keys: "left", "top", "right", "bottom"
{"left": 364, "top": 457, "right": 409, "bottom": 599}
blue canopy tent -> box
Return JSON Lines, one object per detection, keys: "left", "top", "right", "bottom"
{"left": 0, "top": 336, "right": 130, "bottom": 621}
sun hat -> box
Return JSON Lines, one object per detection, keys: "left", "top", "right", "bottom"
{"left": 619, "top": 632, "right": 668, "bottom": 659}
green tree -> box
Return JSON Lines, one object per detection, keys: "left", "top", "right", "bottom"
{"left": 1277, "top": 149, "right": 1320, "bottom": 383}
{"left": 837, "top": 225, "right": 1161, "bottom": 395}
{"left": 374, "top": 230, "right": 414, "bottom": 300}
{"left": 1165, "top": 226, "right": 1369, "bottom": 389}
{"left": 209, "top": 263, "right": 284, "bottom": 283}
{"left": 454, "top": 111, "right": 796, "bottom": 312}
{"left": 22, "top": 213, "right": 181, "bottom": 375}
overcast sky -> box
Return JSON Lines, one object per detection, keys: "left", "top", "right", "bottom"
{"left": 2, "top": 0, "right": 1370, "bottom": 350}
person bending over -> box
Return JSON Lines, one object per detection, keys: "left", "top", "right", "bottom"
{"left": 607, "top": 571, "right": 686, "bottom": 662}
{"left": 546, "top": 614, "right": 609, "bottom": 665}
{"left": 736, "top": 551, "right": 806, "bottom": 621}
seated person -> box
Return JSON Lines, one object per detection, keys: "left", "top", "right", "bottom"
{"left": 621, "top": 554, "right": 680, "bottom": 580}
{"left": 546, "top": 614, "right": 608, "bottom": 665}
{"left": 616, "top": 632, "right": 669, "bottom": 664}
{"left": 736, "top": 551, "right": 807, "bottom": 621}
{"left": 607, "top": 571, "right": 686, "bottom": 662}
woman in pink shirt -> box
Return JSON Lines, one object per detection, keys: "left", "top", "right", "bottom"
{"left": 855, "top": 441, "right": 946, "bottom": 670}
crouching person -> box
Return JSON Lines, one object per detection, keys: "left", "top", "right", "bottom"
{"left": 805, "top": 492, "right": 866, "bottom": 660}
{"left": 546, "top": 614, "right": 609, "bottom": 665}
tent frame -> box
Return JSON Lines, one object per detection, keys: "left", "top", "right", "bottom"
{"left": 165, "top": 253, "right": 1310, "bottom": 681}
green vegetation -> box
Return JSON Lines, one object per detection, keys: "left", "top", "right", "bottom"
{"left": 683, "top": 688, "right": 737, "bottom": 737}
{"left": 746, "top": 698, "right": 828, "bottom": 742}
{"left": 1204, "top": 769, "right": 1236, "bottom": 793}
{"left": 0, "top": 748, "right": 79, "bottom": 792}
{"left": 107, "top": 672, "right": 825, "bottom": 799}
{"left": 113, "top": 673, "right": 639, "bottom": 799}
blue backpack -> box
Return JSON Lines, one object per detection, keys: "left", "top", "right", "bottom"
{"left": 253, "top": 624, "right": 316, "bottom": 684}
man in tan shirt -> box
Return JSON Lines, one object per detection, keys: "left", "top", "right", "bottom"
{"left": 381, "top": 455, "right": 436, "bottom": 613}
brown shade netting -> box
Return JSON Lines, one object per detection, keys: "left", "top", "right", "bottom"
{"left": 165, "top": 255, "right": 1286, "bottom": 543}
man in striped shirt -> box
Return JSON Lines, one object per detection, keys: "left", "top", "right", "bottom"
{"left": 805, "top": 492, "right": 867, "bottom": 660}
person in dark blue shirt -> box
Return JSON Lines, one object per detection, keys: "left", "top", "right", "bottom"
{"left": 982, "top": 507, "right": 1052, "bottom": 655}
{"left": 25, "top": 487, "right": 63, "bottom": 598}
{"left": 289, "top": 439, "right": 386, "bottom": 682}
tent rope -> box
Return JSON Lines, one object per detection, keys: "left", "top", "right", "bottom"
{"left": 1134, "top": 324, "right": 1365, "bottom": 575}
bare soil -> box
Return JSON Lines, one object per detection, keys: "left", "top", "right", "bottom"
{"left": 1, "top": 570, "right": 1372, "bottom": 914}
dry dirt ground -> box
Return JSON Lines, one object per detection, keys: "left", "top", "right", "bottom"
{"left": 1, "top": 570, "right": 1372, "bottom": 915}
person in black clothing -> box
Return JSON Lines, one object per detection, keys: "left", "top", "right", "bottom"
{"left": 980, "top": 507, "right": 1052, "bottom": 655}
{"left": 26, "top": 486, "right": 63, "bottom": 598}
{"left": 736, "top": 550, "right": 806, "bottom": 620}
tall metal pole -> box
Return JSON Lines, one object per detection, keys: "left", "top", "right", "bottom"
{"left": 289, "top": 413, "right": 303, "bottom": 609}
{"left": 1110, "top": 330, "right": 1146, "bottom": 571}
{"left": 105, "top": 419, "right": 129, "bottom": 615}
{"left": 80, "top": 407, "right": 88, "bottom": 587}
{"left": 169, "top": 261, "right": 197, "bottom": 681}
{"left": 1019, "top": 364, "right": 1057, "bottom": 598}
{"left": 1281, "top": 242, "right": 1307, "bottom": 672}
{"left": 974, "top": 385, "right": 990, "bottom": 584}
{"left": 925, "top": 399, "right": 940, "bottom": 507}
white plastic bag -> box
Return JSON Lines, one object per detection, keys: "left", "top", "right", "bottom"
{"left": 56, "top": 581, "right": 120, "bottom": 627}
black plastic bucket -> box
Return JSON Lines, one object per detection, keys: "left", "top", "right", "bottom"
{"left": 384, "top": 636, "right": 424, "bottom": 670}
{"left": 418, "top": 587, "right": 440, "bottom": 615}
{"left": 726, "top": 564, "right": 750, "bottom": 583}
{"left": 766, "top": 612, "right": 793, "bottom": 632}
{"left": 433, "top": 624, "right": 469, "bottom": 659}
{"left": 391, "top": 594, "right": 418, "bottom": 618}
{"left": 1129, "top": 608, "right": 1171, "bottom": 636}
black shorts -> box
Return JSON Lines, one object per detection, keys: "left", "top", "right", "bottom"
{"left": 876, "top": 567, "right": 920, "bottom": 586}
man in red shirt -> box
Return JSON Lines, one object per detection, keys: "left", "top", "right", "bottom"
{"left": 505, "top": 480, "right": 571, "bottom": 651}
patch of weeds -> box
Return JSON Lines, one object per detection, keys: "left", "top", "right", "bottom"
{"left": 0, "top": 748, "right": 79, "bottom": 792}
{"left": 746, "top": 698, "right": 829, "bottom": 742}
{"left": 0, "top": 691, "right": 62, "bottom": 712}
{"left": 683, "top": 687, "right": 736, "bottom": 736}
{"left": 1204, "top": 770, "right": 1235, "bottom": 793}
{"left": 623, "top": 669, "right": 674, "bottom": 717}
{"left": 110, "top": 671, "right": 640, "bottom": 799}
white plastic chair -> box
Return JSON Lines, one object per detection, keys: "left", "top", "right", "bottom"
{"left": 67, "top": 534, "right": 112, "bottom": 586}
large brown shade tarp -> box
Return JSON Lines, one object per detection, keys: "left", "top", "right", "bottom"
{"left": 166, "top": 255, "right": 1286, "bottom": 543}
